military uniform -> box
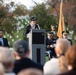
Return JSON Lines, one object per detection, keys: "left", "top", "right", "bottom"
{"left": 46, "top": 32, "right": 56, "bottom": 58}
{"left": 51, "top": 25, "right": 56, "bottom": 34}
{"left": 24, "top": 16, "right": 40, "bottom": 37}
{"left": 25, "top": 24, "right": 40, "bottom": 35}
{"left": 62, "top": 31, "right": 72, "bottom": 45}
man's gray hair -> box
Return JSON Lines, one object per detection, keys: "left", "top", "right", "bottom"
{"left": 0, "top": 47, "right": 14, "bottom": 63}
{"left": 0, "top": 47, "right": 14, "bottom": 73}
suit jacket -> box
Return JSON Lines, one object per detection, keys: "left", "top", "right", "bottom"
{"left": 25, "top": 24, "right": 40, "bottom": 35}
{"left": 0, "top": 38, "right": 9, "bottom": 47}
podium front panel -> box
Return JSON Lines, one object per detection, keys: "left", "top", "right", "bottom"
{"left": 32, "top": 32, "right": 45, "bottom": 44}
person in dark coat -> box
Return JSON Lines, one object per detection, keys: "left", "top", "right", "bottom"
{"left": 0, "top": 30, "right": 9, "bottom": 47}
{"left": 13, "top": 40, "right": 43, "bottom": 75}
{"left": 62, "top": 31, "right": 72, "bottom": 45}
{"left": 46, "top": 32, "right": 56, "bottom": 58}
{"left": 25, "top": 16, "right": 40, "bottom": 37}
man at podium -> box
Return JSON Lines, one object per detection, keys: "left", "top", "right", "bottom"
{"left": 25, "top": 16, "right": 40, "bottom": 38}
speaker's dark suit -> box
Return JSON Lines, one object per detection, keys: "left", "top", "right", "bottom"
{"left": 25, "top": 24, "right": 40, "bottom": 35}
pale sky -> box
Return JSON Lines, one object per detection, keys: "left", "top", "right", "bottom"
{"left": 15, "top": 0, "right": 44, "bottom": 9}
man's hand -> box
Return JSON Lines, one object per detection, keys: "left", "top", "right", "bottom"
{"left": 50, "top": 45, "right": 54, "bottom": 48}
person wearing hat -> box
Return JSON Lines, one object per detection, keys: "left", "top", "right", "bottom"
{"left": 46, "top": 32, "right": 56, "bottom": 59}
{"left": 13, "top": 40, "right": 43, "bottom": 75}
{"left": 25, "top": 16, "right": 40, "bottom": 37}
{"left": 51, "top": 25, "right": 56, "bottom": 35}
{"left": 62, "top": 31, "right": 72, "bottom": 45}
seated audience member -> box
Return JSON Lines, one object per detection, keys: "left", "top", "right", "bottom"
{"left": 0, "top": 47, "right": 15, "bottom": 75}
{"left": 13, "top": 40, "right": 43, "bottom": 75}
{"left": 59, "top": 43, "right": 76, "bottom": 75}
{"left": 46, "top": 32, "right": 56, "bottom": 59}
{"left": 62, "top": 31, "right": 72, "bottom": 45}
{"left": 0, "top": 63, "right": 4, "bottom": 75}
{"left": 44, "top": 38, "right": 70, "bottom": 75}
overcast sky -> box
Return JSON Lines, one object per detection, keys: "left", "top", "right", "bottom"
{"left": 15, "top": 0, "right": 44, "bottom": 9}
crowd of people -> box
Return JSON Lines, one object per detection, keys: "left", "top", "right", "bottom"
{"left": 0, "top": 37, "right": 76, "bottom": 75}
{"left": 0, "top": 40, "right": 43, "bottom": 75}
{"left": 0, "top": 16, "right": 76, "bottom": 75}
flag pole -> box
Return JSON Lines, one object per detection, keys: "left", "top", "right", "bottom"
{"left": 57, "top": 0, "right": 65, "bottom": 38}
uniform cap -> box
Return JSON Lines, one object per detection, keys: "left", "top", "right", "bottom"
{"left": 30, "top": 16, "right": 37, "bottom": 21}
{"left": 62, "top": 31, "right": 69, "bottom": 34}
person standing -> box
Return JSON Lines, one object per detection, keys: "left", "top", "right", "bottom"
{"left": 59, "top": 43, "right": 76, "bottom": 75}
{"left": 44, "top": 38, "right": 70, "bottom": 75}
{"left": 13, "top": 40, "right": 43, "bottom": 75}
{"left": 0, "top": 30, "right": 9, "bottom": 47}
{"left": 51, "top": 25, "right": 59, "bottom": 40}
{"left": 25, "top": 16, "right": 40, "bottom": 37}
{"left": 0, "top": 47, "right": 15, "bottom": 75}
{"left": 51, "top": 25, "right": 56, "bottom": 35}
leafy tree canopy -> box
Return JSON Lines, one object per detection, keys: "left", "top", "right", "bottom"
{"left": 29, "top": 3, "right": 57, "bottom": 31}
{"left": 0, "top": 0, "right": 28, "bottom": 34}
